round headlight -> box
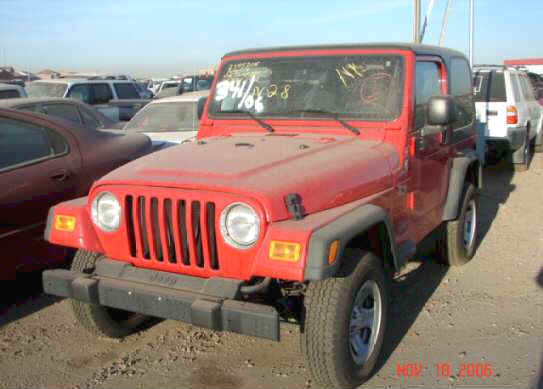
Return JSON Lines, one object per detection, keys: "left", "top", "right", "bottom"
{"left": 220, "top": 203, "right": 260, "bottom": 249}
{"left": 91, "top": 192, "right": 121, "bottom": 232}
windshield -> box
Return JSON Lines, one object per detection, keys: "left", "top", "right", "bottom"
{"left": 209, "top": 54, "right": 404, "bottom": 121}
{"left": 26, "top": 82, "right": 67, "bottom": 98}
{"left": 124, "top": 102, "right": 197, "bottom": 132}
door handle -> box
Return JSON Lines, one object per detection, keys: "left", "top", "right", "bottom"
{"left": 49, "top": 169, "right": 71, "bottom": 182}
{"left": 486, "top": 110, "right": 498, "bottom": 116}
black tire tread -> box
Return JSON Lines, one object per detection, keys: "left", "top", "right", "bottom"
{"left": 70, "top": 250, "right": 146, "bottom": 339}
{"left": 302, "top": 249, "right": 385, "bottom": 388}
{"left": 441, "top": 183, "right": 477, "bottom": 266}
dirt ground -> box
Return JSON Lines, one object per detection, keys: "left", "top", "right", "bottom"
{"left": 1, "top": 155, "right": 542, "bottom": 389}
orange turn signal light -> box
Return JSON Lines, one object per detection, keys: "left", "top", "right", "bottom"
{"left": 269, "top": 241, "right": 301, "bottom": 262}
{"left": 328, "top": 240, "right": 340, "bottom": 264}
{"left": 54, "top": 215, "right": 76, "bottom": 232}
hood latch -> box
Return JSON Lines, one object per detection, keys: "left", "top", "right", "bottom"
{"left": 285, "top": 193, "right": 304, "bottom": 220}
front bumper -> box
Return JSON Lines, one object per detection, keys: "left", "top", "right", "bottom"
{"left": 42, "top": 258, "right": 279, "bottom": 341}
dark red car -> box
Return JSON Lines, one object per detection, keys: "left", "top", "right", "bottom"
{"left": 0, "top": 108, "right": 151, "bottom": 279}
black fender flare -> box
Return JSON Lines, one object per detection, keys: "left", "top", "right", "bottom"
{"left": 442, "top": 149, "right": 482, "bottom": 221}
{"left": 303, "top": 204, "right": 400, "bottom": 280}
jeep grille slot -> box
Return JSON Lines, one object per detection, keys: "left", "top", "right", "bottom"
{"left": 177, "top": 200, "right": 190, "bottom": 265}
{"left": 164, "top": 199, "right": 177, "bottom": 263}
{"left": 191, "top": 201, "right": 204, "bottom": 267}
{"left": 138, "top": 196, "right": 151, "bottom": 259}
{"left": 125, "top": 195, "right": 136, "bottom": 257}
{"left": 126, "top": 195, "right": 220, "bottom": 271}
{"left": 150, "top": 198, "right": 163, "bottom": 262}
{"left": 206, "top": 202, "right": 219, "bottom": 270}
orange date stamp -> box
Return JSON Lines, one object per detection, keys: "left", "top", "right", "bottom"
{"left": 397, "top": 362, "right": 495, "bottom": 379}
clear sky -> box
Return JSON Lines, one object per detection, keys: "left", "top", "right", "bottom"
{"left": 1, "top": 0, "right": 542, "bottom": 78}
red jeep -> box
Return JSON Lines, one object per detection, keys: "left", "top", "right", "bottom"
{"left": 43, "top": 43, "right": 481, "bottom": 388}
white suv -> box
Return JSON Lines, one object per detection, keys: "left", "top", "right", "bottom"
{"left": 473, "top": 66, "right": 543, "bottom": 170}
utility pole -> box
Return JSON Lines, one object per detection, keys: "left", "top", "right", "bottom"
{"left": 439, "top": 0, "right": 453, "bottom": 45}
{"left": 413, "top": 0, "right": 421, "bottom": 43}
{"left": 469, "top": 0, "right": 474, "bottom": 66}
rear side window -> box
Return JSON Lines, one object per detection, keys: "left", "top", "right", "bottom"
{"left": 91, "top": 84, "right": 113, "bottom": 104}
{"left": 519, "top": 74, "right": 535, "bottom": 101}
{"left": 0, "top": 117, "right": 52, "bottom": 170}
{"left": 0, "top": 90, "right": 21, "bottom": 99}
{"left": 473, "top": 71, "right": 506, "bottom": 102}
{"left": 67, "top": 84, "right": 91, "bottom": 104}
{"left": 43, "top": 103, "right": 82, "bottom": 124}
{"left": 114, "top": 83, "right": 140, "bottom": 99}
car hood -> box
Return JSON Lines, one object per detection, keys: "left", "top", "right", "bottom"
{"left": 95, "top": 133, "right": 398, "bottom": 222}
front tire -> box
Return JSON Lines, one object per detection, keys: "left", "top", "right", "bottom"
{"left": 302, "top": 250, "right": 388, "bottom": 388}
{"left": 70, "top": 249, "right": 150, "bottom": 338}
{"left": 439, "top": 183, "right": 478, "bottom": 266}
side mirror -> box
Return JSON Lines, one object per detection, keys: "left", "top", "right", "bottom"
{"left": 197, "top": 96, "right": 207, "bottom": 119}
{"left": 427, "top": 95, "right": 457, "bottom": 126}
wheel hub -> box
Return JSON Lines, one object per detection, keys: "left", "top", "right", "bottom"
{"left": 463, "top": 199, "right": 477, "bottom": 250}
{"left": 349, "top": 280, "right": 382, "bottom": 366}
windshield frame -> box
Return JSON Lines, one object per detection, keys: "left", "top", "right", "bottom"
{"left": 208, "top": 50, "right": 407, "bottom": 123}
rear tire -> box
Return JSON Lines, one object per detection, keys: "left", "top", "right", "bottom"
{"left": 439, "top": 183, "right": 478, "bottom": 266}
{"left": 302, "top": 250, "right": 388, "bottom": 388}
{"left": 70, "top": 249, "right": 150, "bottom": 338}
{"left": 514, "top": 132, "right": 531, "bottom": 172}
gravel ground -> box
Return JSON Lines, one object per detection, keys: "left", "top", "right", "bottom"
{"left": 1, "top": 155, "right": 542, "bottom": 389}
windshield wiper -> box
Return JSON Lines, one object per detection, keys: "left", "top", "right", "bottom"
{"left": 286, "top": 109, "right": 360, "bottom": 135}
{"left": 229, "top": 110, "right": 274, "bottom": 133}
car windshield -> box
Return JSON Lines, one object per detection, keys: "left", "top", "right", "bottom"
{"left": 26, "top": 82, "right": 67, "bottom": 98}
{"left": 209, "top": 54, "right": 404, "bottom": 121}
{"left": 124, "top": 102, "right": 197, "bottom": 132}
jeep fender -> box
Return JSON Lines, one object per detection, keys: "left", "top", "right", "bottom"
{"left": 442, "top": 150, "right": 482, "bottom": 221}
{"left": 304, "top": 204, "right": 399, "bottom": 280}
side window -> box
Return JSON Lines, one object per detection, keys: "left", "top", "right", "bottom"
{"left": 0, "top": 117, "right": 52, "bottom": 170}
{"left": 45, "top": 128, "right": 69, "bottom": 155}
{"left": 43, "top": 103, "right": 82, "bottom": 124}
{"left": 510, "top": 73, "right": 522, "bottom": 102}
{"left": 449, "top": 58, "right": 474, "bottom": 129}
{"left": 414, "top": 61, "right": 442, "bottom": 130}
{"left": 91, "top": 83, "right": 113, "bottom": 104}
{"left": 67, "top": 84, "right": 91, "bottom": 104}
{"left": 114, "top": 83, "right": 140, "bottom": 99}
{"left": 78, "top": 107, "right": 100, "bottom": 127}
{"left": 519, "top": 75, "right": 535, "bottom": 101}
{"left": 0, "top": 90, "right": 21, "bottom": 99}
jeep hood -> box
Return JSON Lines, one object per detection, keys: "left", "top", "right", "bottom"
{"left": 96, "top": 134, "right": 398, "bottom": 222}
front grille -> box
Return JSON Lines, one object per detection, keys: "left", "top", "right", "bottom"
{"left": 125, "top": 195, "right": 219, "bottom": 270}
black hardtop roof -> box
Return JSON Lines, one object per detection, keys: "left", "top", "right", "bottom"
{"left": 224, "top": 42, "right": 467, "bottom": 60}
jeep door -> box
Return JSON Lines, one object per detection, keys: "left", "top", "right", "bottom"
{"left": 409, "top": 58, "right": 451, "bottom": 241}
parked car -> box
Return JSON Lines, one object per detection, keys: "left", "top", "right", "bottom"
{"left": 154, "top": 80, "right": 182, "bottom": 99}
{"left": 43, "top": 43, "right": 481, "bottom": 389}
{"left": 0, "top": 108, "right": 152, "bottom": 280}
{"left": 119, "top": 90, "right": 208, "bottom": 149}
{"left": 473, "top": 65, "right": 543, "bottom": 169}
{"left": 26, "top": 79, "right": 151, "bottom": 121}
{"left": 0, "top": 97, "right": 123, "bottom": 130}
{"left": 0, "top": 82, "right": 27, "bottom": 99}
{"left": 177, "top": 74, "right": 214, "bottom": 95}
